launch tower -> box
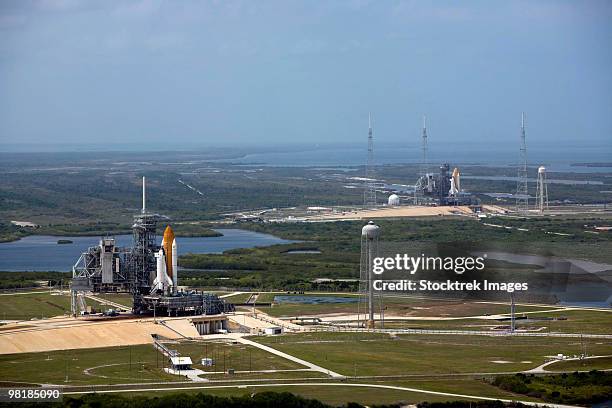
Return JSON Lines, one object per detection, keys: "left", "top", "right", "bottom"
{"left": 71, "top": 177, "right": 233, "bottom": 317}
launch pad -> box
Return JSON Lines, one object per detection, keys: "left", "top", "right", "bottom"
{"left": 414, "top": 163, "right": 478, "bottom": 207}
{"left": 70, "top": 177, "right": 234, "bottom": 317}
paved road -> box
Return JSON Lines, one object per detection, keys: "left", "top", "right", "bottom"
{"left": 235, "top": 336, "right": 345, "bottom": 378}
{"left": 526, "top": 354, "right": 612, "bottom": 374}
{"left": 63, "top": 381, "right": 582, "bottom": 408}
{"left": 85, "top": 294, "right": 131, "bottom": 312}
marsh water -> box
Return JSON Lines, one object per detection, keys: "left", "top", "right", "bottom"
{"left": 0, "top": 229, "right": 294, "bottom": 272}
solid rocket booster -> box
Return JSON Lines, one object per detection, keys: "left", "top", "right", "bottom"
{"left": 172, "top": 238, "right": 177, "bottom": 291}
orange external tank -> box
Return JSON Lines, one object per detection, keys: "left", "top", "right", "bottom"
{"left": 162, "top": 225, "right": 175, "bottom": 280}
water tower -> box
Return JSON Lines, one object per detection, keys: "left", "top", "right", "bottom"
{"left": 536, "top": 166, "right": 549, "bottom": 213}
{"left": 358, "top": 221, "right": 384, "bottom": 329}
{"left": 388, "top": 194, "right": 400, "bottom": 206}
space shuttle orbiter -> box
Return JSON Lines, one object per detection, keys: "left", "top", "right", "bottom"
{"left": 449, "top": 167, "right": 460, "bottom": 196}
{"left": 152, "top": 225, "right": 177, "bottom": 295}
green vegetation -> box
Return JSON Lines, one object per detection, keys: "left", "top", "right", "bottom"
{"left": 547, "top": 356, "right": 612, "bottom": 372}
{"left": 171, "top": 340, "right": 306, "bottom": 373}
{"left": 93, "top": 292, "right": 134, "bottom": 308}
{"left": 176, "top": 216, "right": 612, "bottom": 293}
{"left": 0, "top": 291, "right": 106, "bottom": 320}
{"left": 0, "top": 221, "right": 221, "bottom": 243}
{"left": 373, "top": 308, "right": 612, "bottom": 334}
{"left": 492, "top": 371, "right": 612, "bottom": 404}
{"left": 1, "top": 151, "right": 609, "bottom": 239}
{"left": 179, "top": 242, "right": 359, "bottom": 291}
{"left": 0, "top": 222, "right": 30, "bottom": 243}
{"left": 253, "top": 332, "right": 612, "bottom": 376}
{"left": 0, "top": 344, "right": 176, "bottom": 385}
{"left": 221, "top": 292, "right": 254, "bottom": 303}
{"left": 259, "top": 294, "right": 552, "bottom": 318}
{"left": 0, "top": 271, "right": 71, "bottom": 290}
{"left": 0, "top": 391, "right": 533, "bottom": 408}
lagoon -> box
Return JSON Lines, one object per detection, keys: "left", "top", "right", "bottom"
{"left": 0, "top": 229, "right": 294, "bottom": 272}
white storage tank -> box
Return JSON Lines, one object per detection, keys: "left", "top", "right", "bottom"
{"left": 388, "top": 194, "right": 400, "bottom": 206}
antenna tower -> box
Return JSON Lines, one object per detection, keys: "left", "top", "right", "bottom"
{"left": 516, "top": 113, "right": 529, "bottom": 213}
{"left": 364, "top": 113, "right": 376, "bottom": 207}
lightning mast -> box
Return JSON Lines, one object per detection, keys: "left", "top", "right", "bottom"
{"left": 414, "top": 115, "right": 429, "bottom": 205}
{"left": 142, "top": 176, "right": 146, "bottom": 213}
{"left": 364, "top": 113, "right": 376, "bottom": 207}
{"left": 516, "top": 113, "right": 529, "bottom": 213}
{"left": 420, "top": 115, "right": 428, "bottom": 176}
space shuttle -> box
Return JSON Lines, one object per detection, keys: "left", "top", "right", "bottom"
{"left": 449, "top": 167, "right": 460, "bottom": 196}
{"left": 152, "top": 225, "right": 177, "bottom": 295}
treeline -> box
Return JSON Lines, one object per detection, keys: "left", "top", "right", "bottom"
{"left": 0, "top": 271, "right": 71, "bottom": 290}
{"left": 178, "top": 217, "right": 610, "bottom": 291}
{"left": 492, "top": 371, "right": 612, "bottom": 404}
{"left": 0, "top": 392, "right": 534, "bottom": 408}
{"left": 0, "top": 222, "right": 30, "bottom": 243}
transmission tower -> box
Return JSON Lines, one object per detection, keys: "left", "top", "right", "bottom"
{"left": 364, "top": 113, "right": 377, "bottom": 207}
{"left": 516, "top": 112, "right": 529, "bottom": 213}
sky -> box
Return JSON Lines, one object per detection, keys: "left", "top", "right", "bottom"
{"left": 0, "top": 0, "right": 611, "bottom": 151}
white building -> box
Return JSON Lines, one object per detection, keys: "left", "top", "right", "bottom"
{"left": 169, "top": 356, "right": 192, "bottom": 371}
{"left": 264, "top": 326, "right": 282, "bottom": 335}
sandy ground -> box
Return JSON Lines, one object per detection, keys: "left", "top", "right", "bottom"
{"left": 162, "top": 318, "right": 201, "bottom": 338}
{"left": 229, "top": 312, "right": 303, "bottom": 332}
{"left": 0, "top": 317, "right": 182, "bottom": 354}
{"left": 308, "top": 205, "right": 475, "bottom": 221}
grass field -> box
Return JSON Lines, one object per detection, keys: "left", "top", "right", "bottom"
{"left": 83, "top": 376, "right": 540, "bottom": 405}
{"left": 169, "top": 340, "right": 306, "bottom": 373}
{"left": 254, "top": 332, "right": 612, "bottom": 376}
{"left": 0, "top": 291, "right": 108, "bottom": 320}
{"left": 260, "top": 293, "right": 557, "bottom": 318}
{"left": 0, "top": 340, "right": 318, "bottom": 386}
{"left": 382, "top": 309, "right": 612, "bottom": 334}
{"left": 220, "top": 293, "right": 253, "bottom": 304}
{"left": 93, "top": 292, "right": 134, "bottom": 308}
{"left": 91, "top": 384, "right": 481, "bottom": 405}
{"left": 546, "top": 356, "right": 612, "bottom": 372}
{"left": 0, "top": 344, "right": 177, "bottom": 385}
